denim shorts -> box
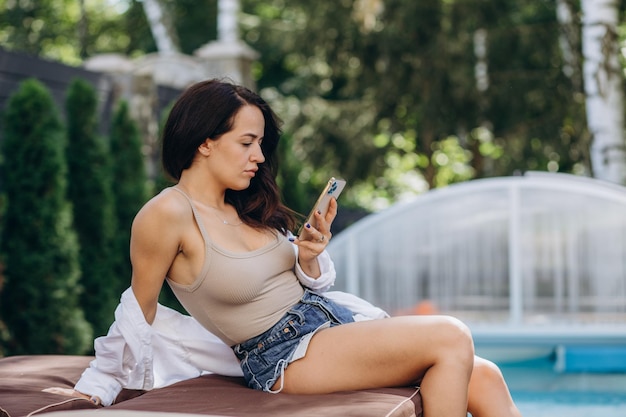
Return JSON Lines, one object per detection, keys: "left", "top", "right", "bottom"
{"left": 232, "top": 289, "right": 355, "bottom": 393}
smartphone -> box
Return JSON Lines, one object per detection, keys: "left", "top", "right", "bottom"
{"left": 297, "top": 177, "right": 347, "bottom": 236}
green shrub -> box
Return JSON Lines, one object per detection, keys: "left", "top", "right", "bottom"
{"left": 0, "top": 79, "right": 92, "bottom": 355}
{"left": 65, "top": 78, "right": 118, "bottom": 337}
{"left": 109, "top": 100, "right": 150, "bottom": 297}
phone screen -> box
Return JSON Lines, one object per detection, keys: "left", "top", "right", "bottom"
{"left": 297, "top": 177, "right": 346, "bottom": 236}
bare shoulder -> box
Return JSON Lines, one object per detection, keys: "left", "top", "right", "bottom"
{"left": 132, "top": 188, "right": 193, "bottom": 237}
{"left": 130, "top": 188, "right": 194, "bottom": 267}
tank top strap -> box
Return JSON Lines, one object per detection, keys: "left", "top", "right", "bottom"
{"left": 170, "top": 186, "right": 212, "bottom": 246}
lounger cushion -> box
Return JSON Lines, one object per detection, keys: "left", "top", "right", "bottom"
{"left": 0, "top": 355, "right": 422, "bottom": 417}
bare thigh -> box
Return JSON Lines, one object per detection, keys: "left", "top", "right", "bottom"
{"left": 275, "top": 315, "right": 473, "bottom": 394}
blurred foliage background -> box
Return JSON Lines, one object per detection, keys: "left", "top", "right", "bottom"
{"left": 3, "top": 0, "right": 626, "bottom": 209}
{"left": 1, "top": 0, "right": 626, "bottom": 354}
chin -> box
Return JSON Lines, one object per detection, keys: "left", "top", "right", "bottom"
{"left": 232, "top": 180, "right": 252, "bottom": 191}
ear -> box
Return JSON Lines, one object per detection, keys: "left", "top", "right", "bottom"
{"left": 198, "top": 139, "right": 212, "bottom": 156}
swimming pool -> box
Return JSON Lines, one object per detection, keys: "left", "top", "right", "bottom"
{"left": 496, "top": 355, "right": 626, "bottom": 417}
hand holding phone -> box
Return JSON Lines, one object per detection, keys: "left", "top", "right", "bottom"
{"left": 297, "top": 177, "right": 346, "bottom": 236}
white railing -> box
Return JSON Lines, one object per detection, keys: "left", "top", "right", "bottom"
{"left": 328, "top": 172, "right": 626, "bottom": 343}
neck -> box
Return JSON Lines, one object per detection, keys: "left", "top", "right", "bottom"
{"left": 175, "top": 182, "right": 242, "bottom": 226}
{"left": 176, "top": 179, "right": 226, "bottom": 209}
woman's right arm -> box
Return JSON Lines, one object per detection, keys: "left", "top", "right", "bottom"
{"left": 130, "top": 193, "right": 185, "bottom": 325}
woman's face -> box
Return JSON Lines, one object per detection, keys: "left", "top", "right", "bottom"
{"left": 207, "top": 104, "right": 266, "bottom": 191}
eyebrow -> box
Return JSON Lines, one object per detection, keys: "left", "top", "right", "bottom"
{"left": 240, "top": 132, "right": 263, "bottom": 140}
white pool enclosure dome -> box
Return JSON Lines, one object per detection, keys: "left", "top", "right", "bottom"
{"left": 328, "top": 172, "right": 626, "bottom": 346}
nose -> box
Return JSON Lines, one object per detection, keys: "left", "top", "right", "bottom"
{"left": 252, "top": 142, "right": 265, "bottom": 163}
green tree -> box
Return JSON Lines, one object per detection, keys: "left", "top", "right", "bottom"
{"left": 109, "top": 100, "right": 150, "bottom": 297}
{"left": 474, "top": 1, "right": 588, "bottom": 177}
{"left": 65, "top": 78, "right": 118, "bottom": 337}
{"left": 138, "top": 0, "right": 219, "bottom": 55}
{"left": 276, "top": 132, "right": 309, "bottom": 217}
{"left": 0, "top": 0, "right": 610, "bottom": 207}
{"left": 0, "top": 79, "right": 92, "bottom": 355}
{"left": 172, "top": 0, "right": 217, "bottom": 54}
{"left": 0, "top": 0, "right": 155, "bottom": 64}
{"left": 239, "top": 0, "right": 590, "bottom": 209}
{"left": 0, "top": 0, "right": 78, "bottom": 62}
{"left": 240, "top": 0, "right": 474, "bottom": 204}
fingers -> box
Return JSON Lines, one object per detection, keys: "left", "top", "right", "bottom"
{"left": 291, "top": 225, "right": 330, "bottom": 261}
{"left": 299, "top": 220, "right": 331, "bottom": 244}
{"left": 325, "top": 197, "right": 338, "bottom": 221}
{"left": 312, "top": 197, "right": 337, "bottom": 235}
{"left": 292, "top": 197, "right": 338, "bottom": 247}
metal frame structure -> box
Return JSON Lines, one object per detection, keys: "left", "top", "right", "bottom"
{"left": 328, "top": 172, "right": 626, "bottom": 349}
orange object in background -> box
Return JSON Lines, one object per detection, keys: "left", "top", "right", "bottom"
{"left": 394, "top": 300, "right": 440, "bottom": 316}
{"left": 412, "top": 300, "right": 439, "bottom": 315}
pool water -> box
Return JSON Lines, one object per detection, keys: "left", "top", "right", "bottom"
{"left": 497, "top": 356, "right": 626, "bottom": 417}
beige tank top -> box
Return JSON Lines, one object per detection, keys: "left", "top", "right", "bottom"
{"left": 165, "top": 187, "right": 304, "bottom": 346}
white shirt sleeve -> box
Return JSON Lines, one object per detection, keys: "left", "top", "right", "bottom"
{"left": 325, "top": 291, "right": 390, "bottom": 321}
{"left": 294, "top": 248, "right": 336, "bottom": 292}
{"left": 287, "top": 231, "right": 336, "bottom": 292}
{"left": 74, "top": 332, "right": 126, "bottom": 406}
{"left": 74, "top": 287, "right": 242, "bottom": 406}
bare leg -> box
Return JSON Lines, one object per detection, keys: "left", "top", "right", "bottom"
{"left": 276, "top": 315, "right": 475, "bottom": 417}
{"left": 467, "top": 356, "right": 522, "bottom": 417}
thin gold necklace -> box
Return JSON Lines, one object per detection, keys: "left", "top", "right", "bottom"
{"left": 208, "top": 206, "right": 243, "bottom": 226}
{"left": 176, "top": 184, "right": 243, "bottom": 226}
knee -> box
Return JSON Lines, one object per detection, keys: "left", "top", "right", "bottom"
{"left": 473, "top": 356, "right": 506, "bottom": 387}
{"left": 436, "top": 316, "right": 475, "bottom": 366}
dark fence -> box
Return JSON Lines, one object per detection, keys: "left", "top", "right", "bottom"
{"left": 0, "top": 47, "right": 183, "bottom": 187}
{"left": 0, "top": 47, "right": 182, "bottom": 136}
{"left": 0, "top": 48, "right": 110, "bottom": 127}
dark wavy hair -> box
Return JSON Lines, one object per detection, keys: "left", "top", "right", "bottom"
{"left": 162, "top": 79, "right": 297, "bottom": 233}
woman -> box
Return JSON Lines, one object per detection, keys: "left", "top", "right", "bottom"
{"left": 66, "top": 79, "right": 521, "bottom": 416}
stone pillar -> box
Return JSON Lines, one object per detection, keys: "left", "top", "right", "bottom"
{"left": 194, "top": 0, "right": 259, "bottom": 89}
